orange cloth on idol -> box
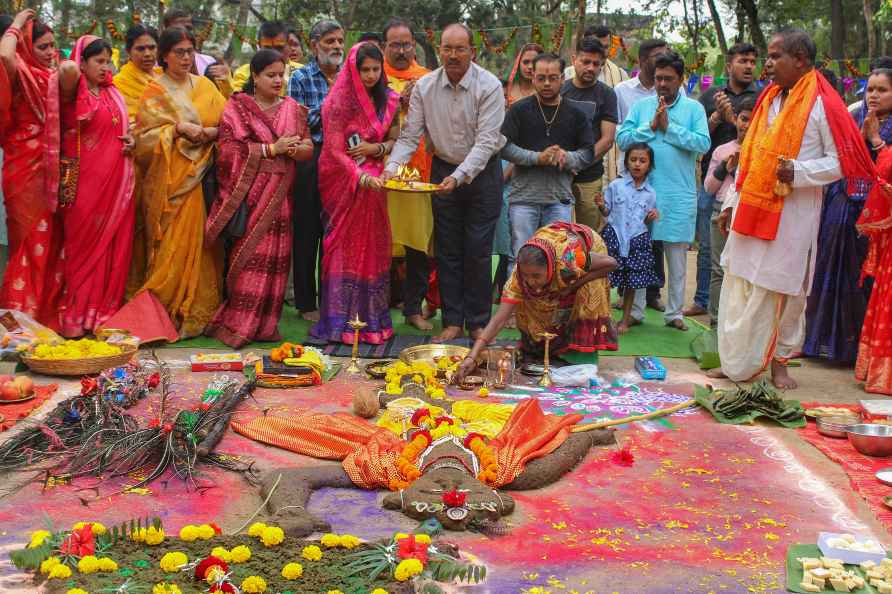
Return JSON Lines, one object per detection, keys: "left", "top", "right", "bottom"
{"left": 383, "top": 60, "right": 431, "bottom": 181}
{"left": 231, "top": 399, "right": 583, "bottom": 490}
{"left": 732, "top": 73, "right": 815, "bottom": 240}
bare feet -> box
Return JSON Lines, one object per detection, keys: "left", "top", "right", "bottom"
{"left": 665, "top": 318, "right": 688, "bottom": 331}
{"left": 422, "top": 305, "right": 437, "bottom": 320}
{"left": 301, "top": 310, "right": 320, "bottom": 322}
{"left": 406, "top": 314, "right": 433, "bottom": 331}
{"left": 617, "top": 321, "right": 630, "bottom": 334}
{"left": 705, "top": 368, "right": 726, "bottom": 379}
{"left": 504, "top": 314, "right": 517, "bottom": 329}
{"left": 682, "top": 303, "right": 708, "bottom": 316}
{"left": 770, "top": 359, "right": 798, "bottom": 389}
{"left": 433, "top": 325, "right": 463, "bottom": 342}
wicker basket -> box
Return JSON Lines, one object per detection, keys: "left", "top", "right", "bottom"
{"left": 21, "top": 345, "right": 138, "bottom": 376}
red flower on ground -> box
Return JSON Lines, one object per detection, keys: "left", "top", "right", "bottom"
{"left": 397, "top": 535, "right": 429, "bottom": 564}
{"left": 60, "top": 524, "right": 95, "bottom": 557}
{"left": 148, "top": 418, "right": 160, "bottom": 428}
{"left": 80, "top": 377, "right": 98, "bottom": 396}
{"left": 442, "top": 489, "right": 467, "bottom": 508}
{"left": 609, "top": 446, "right": 635, "bottom": 467}
{"left": 410, "top": 408, "right": 431, "bottom": 426}
{"left": 434, "top": 416, "right": 454, "bottom": 426}
{"left": 208, "top": 522, "right": 222, "bottom": 535}
{"left": 147, "top": 373, "right": 160, "bottom": 388}
{"left": 194, "top": 555, "right": 229, "bottom": 581}
{"left": 209, "top": 584, "right": 236, "bottom": 593}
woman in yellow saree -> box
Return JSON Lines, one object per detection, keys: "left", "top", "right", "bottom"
{"left": 113, "top": 24, "right": 160, "bottom": 123}
{"left": 128, "top": 26, "right": 225, "bottom": 337}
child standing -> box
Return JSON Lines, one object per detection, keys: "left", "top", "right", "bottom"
{"left": 599, "top": 143, "right": 661, "bottom": 334}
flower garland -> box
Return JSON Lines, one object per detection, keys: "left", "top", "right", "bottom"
{"left": 229, "top": 24, "right": 257, "bottom": 50}
{"left": 685, "top": 53, "right": 707, "bottom": 75}
{"left": 105, "top": 20, "right": 125, "bottom": 42}
{"left": 549, "top": 21, "right": 566, "bottom": 53}
{"left": 478, "top": 27, "right": 518, "bottom": 54}
{"left": 845, "top": 59, "right": 868, "bottom": 79}
{"left": 391, "top": 428, "right": 430, "bottom": 490}
{"left": 195, "top": 20, "right": 215, "bottom": 48}
{"left": 465, "top": 433, "right": 499, "bottom": 484}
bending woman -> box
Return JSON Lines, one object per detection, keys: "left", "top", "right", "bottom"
{"left": 128, "top": 26, "right": 226, "bottom": 337}
{"left": 456, "top": 222, "right": 618, "bottom": 381}
{"left": 311, "top": 42, "right": 400, "bottom": 344}
{"left": 204, "top": 49, "right": 313, "bottom": 348}
{"left": 50, "top": 36, "right": 135, "bottom": 336}
{"left": 0, "top": 10, "right": 64, "bottom": 326}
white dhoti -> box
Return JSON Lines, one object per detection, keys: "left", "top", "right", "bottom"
{"left": 717, "top": 273, "right": 807, "bottom": 382}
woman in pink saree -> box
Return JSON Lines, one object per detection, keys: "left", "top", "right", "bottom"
{"left": 311, "top": 42, "right": 400, "bottom": 344}
{"left": 46, "top": 35, "right": 135, "bottom": 336}
{"left": 205, "top": 49, "right": 313, "bottom": 347}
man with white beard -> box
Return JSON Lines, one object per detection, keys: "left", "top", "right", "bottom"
{"left": 288, "top": 20, "right": 345, "bottom": 321}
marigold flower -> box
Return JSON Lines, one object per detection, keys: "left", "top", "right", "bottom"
{"left": 210, "top": 546, "right": 231, "bottom": 563}
{"left": 40, "top": 557, "right": 61, "bottom": 574}
{"left": 320, "top": 533, "right": 341, "bottom": 548}
{"left": 28, "top": 529, "right": 51, "bottom": 549}
{"left": 144, "top": 526, "right": 165, "bottom": 545}
{"left": 394, "top": 558, "right": 424, "bottom": 581}
{"left": 326, "top": 590, "right": 345, "bottom": 594}
{"left": 260, "top": 525, "right": 284, "bottom": 547}
{"left": 48, "top": 564, "right": 72, "bottom": 579}
{"left": 230, "top": 545, "right": 252, "bottom": 563}
{"left": 196, "top": 524, "right": 216, "bottom": 540}
{"left": 247, "top": 522, "right": 267, "bottom": 537}
{"left": 414, "top": 533, "right": 431, "bottom": 545}
{"left": 159, "top": 551, "right": 188, "bottom": 572}
{"left": 301, "top": 544, "right": 323, "bottom": 561}
{"left": 66, "top": 589, "right": 89, "bottom": 594}
{"left": 241, "top": 575, "right": 267, "bottom": 593}
{"left": 281, "top": 562, "right": 303, "bottom": 579}
{"left": 98, "top": 557, "right": 118, "bottom": 572}
{"left": 152, "top": 584, "right": 183, "bottom": 594}
{"left": 339, "top": 534, "right": 361, "bottom": 549}
{"left": 77, "top": 555, "right": 101, "bottom": 574}
{"left": 73, "top": 522, "right": 106, "bottom": 535}
{"left": 178, "top": 525, "right": 199, "bottom": 541}
{"left": 371, "top": 589, "right": 389, "bottom": 594}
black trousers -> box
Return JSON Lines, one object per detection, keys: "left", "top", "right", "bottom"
{"left": 292, "top": 143, "right": 324, "bottom": 312}
{"left": 402, "top": 246, "right": 429, "bottom": 318}
{"left": 648, "top": 240, "right": 665, "bottom": 300}
{"left": 430, "top": 157, "right": 502, "bottom": 331}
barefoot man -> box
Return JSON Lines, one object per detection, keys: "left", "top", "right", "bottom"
{"left": 715, "top": 29, "right": 876, "bottom": 389}
{"left": 383, "top": 23, "right": 505, "bottom": 342}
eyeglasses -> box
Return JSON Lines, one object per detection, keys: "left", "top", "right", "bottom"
{"left": 440, "top": 46, "right": 471, "bottom": 56}
{"left": 388, "top": 42, "right": 415, "bottom": 52}
{"left": 170, "top": 47, "right": 196, "bottom": 58}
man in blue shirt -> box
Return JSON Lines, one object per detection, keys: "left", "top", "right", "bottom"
{"left": 616, "top": 51, "right": 710, "bottom": 331}
{"left": 287, "top": 19, "right": 344, "bottom": 320}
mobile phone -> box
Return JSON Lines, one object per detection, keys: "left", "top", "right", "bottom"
{"left": 347, "top": 133, "right": 365, "bottom": 164}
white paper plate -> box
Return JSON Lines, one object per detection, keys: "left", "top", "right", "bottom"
{"left": 818, "top": 531, "right": 887, "bottom": 565}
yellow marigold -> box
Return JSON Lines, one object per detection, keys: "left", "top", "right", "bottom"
{"left": 40, "top": 557, "right": 61, "bottom": 574}
{"left": 98, "top": 558, "right": 118, "bottom": 572}
{"left": 210, "top": 546, "right": 231, "bottom": 563}
{"left": 152, "top": 584, "right": 183, "bottom": 594}
{"left": 48, "top": 564, "right": 72, "bottom": 579}
{"left": 301, "top": 544, "right": 322, "bottom": 561}
{"left": 130, "top": 528, "right": 146, "bottom": 542}
{"left": 159, "top": 551, "right": 188, "bottom": 572}
{"left": 241, "top": 575, "right": 267, "bottom": 593}
{"left": 394, "top": 558, "right": 424, "bottom": 581}
{"left": 385, "top": 383, "right": 403, "bottom": 395}
{"left": 66, "top": 589, "right": 89, "bottom": 594}
{"left": 281, "top": 562, "right": 303, "bottom": 580}
{"left": 230, "top": 545, "right": 252, "bottom": 563}
{"left": 414, "top": 533, "right": 431, "bottom": 545}
{"left": 196, "top": 524, "right": 215, "bottom": 540}
{"left": 28, "top": 529, "right": 51, "bottom": 549}
{"left": 394, "top": 532, "right": 409, "bottom": 541}
{"left": 338, "top": 534, "right": 361, "bottom": 549}
{"left": 247, "top": 522, "right": 267, "bottom": 537}
{"left": 73, "top": 522, "right": 106, "bottom": 535}
{"left": 326, "top": 591, "right": 345, "bottom": 594}
{"left": 478, "top": 387, "right": 489, "bottom": 397}
{"left": 371, "top": 589, "right": 389, "bottom": 594}
{"left": 260, "top": 525, "right": 284, "bottom": 547}
{"left": 431, "top": 388, "right": 446, "bottom": 399}
{"left": 320, "top": 533, "right": 341, "bottom": 548}
{"left": 178, "top": 525, "right": 199, "bottom": 542}
{"left": 77, "top": 555, "right": 101, "bottom": 574}
{"left": 144, "top": 526, "right": 165, "bottom": 546}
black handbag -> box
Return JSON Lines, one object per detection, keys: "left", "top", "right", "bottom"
{"left": 202, "top": 159, "right": 247, "bottom": 239}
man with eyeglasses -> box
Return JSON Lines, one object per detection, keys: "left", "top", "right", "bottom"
{"left": 381, "top": 18, "right": 435, "bottom": 331}
{"left": 232, "top": 20, "right": 302, "bottom": 93}
{"left": 502, "top": 53, "right": 594, "bottom": 270}
{"left": 383, "top": 23, "right": 505, "bottom": 342}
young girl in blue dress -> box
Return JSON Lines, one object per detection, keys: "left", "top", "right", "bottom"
{"left": 599, "top": 142, "right": 661, "bottom": 334}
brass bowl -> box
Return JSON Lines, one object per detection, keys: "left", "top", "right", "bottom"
{"left": 399, "top": 344, "right": 470, "bottom": 367}
{"left": 364, "top": 360, "right": 392, "bottom": 379}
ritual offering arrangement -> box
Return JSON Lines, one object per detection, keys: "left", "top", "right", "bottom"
{"left": 383, "top": 164, "right": 440, "bottom": 193}
{"left": 255, "top": 342, "right": 332, "bottom": 387}
{"left": 787, "top": 544, "right": 892, "bottom": 593}
{"left": 22, "top": 338, "right": 136, "bottom": 376}
{"left": 190, "top": 353, "right": 244, "bottom": 372}
{"left": 695, "top": 380, "right": 806, "bottom": 427}
{"left": 11, "top": 517, "right": 487, "bottom": 593}
{"left": 0, "top": 309, "right": 62, "bottom": 359}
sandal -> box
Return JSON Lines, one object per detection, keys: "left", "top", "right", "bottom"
{"left": 665, "top": 319, "right": 688, "bottom": 331}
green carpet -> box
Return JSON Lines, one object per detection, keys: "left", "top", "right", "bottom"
{"left": 171, "top": 304, "right": 701, "bottom": 359}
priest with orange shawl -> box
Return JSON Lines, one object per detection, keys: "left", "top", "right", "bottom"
{"left": 717, "top": 30, "right": 877, "bottom": 389}
{"left": 382, "top": 19, "right": 435, "bottom": 331}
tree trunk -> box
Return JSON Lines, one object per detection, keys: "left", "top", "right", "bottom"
{"left": 830, "top": 0, "right": 845, "bottom": 61}
{"left": 574, "top": 0, "right": 585, "bottom": 54}
{"left": 863, "top": 0, "right": 876, "bottom": 61}
{"left": 705, "top": 0, "right": 727, "bottom": 55}
{"left": 734, "top": 0, "right": 746, "bottom": 43}
{"left": 737, "top": 0, "right": 766, "bottom": 53}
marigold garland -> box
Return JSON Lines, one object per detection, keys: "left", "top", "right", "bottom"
{"left": 478, "top": 27, "right": 518, "bottom": 54}
{"left": 550, "top": 21, "right": 566, "bottom": 53}
{"left": 466, "top": 433, "right": 499, "bottom": 483}
{"left": 845, "top": 59, "right": 868, "bottom": 79}
{"left": 105, "top": 20, "right": 125, "bottom": 41}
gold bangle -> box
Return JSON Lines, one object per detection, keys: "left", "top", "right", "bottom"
{"left": 268, "top": 143, "right": 277, "bottom": 157}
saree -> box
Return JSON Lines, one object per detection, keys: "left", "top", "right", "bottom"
{"left": 0, "top": 22, "right": 64, "bottom": 327}
{"left": 506, "top": 43, "right": 542, "bottom": 107}
{"left": 49, "top": 36, "right": 135, "bottom": 337}
{"left": 804, "top": 106, "right": 891, "bottom": 362}
{"left": 113, "top": 61, "right": 162, "bottom": 123}
{"left": 855, "top": 148, "right": 892, "bottom": 394}
{"left": 502, "top": 222, "right": 617, "bottom": 355}
{"left": 311, "top": 43, "right": 400, "bottom": 344}
{"left": 127, "top": 73, "right": 226, "bottom": 338}
{"left": 204, "top": 94, "right": 308, "bottom": 348}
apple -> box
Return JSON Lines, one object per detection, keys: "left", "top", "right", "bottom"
{"left": 13, "top": 376, "right": 33, "bottom": 396}
{"left": 0, "top": 381, "right": 20, "bottom": 400}
{"left": 0, "top": 375, "right": 14, "bottom": 385}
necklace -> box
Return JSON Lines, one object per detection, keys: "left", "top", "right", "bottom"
{"left": 536, "top": 95, "right": 561, "bottom": 137}
{"left": 255, "top": 96, "right": 280, "bottom": 110}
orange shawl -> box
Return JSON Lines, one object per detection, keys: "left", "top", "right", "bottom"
{"left": 734, "top": 70, "right": 877, "bottom": 240}
{"left": 384, "top": 60, "right": 431, "bottom": 181}
{"left": 232, "top": 399, "right": 583, "bottom": 490}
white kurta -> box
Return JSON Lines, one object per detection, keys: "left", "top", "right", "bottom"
{"left": 721, "top": 96, "right": 842, "bottom": 296}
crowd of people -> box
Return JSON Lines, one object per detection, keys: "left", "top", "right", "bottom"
{"left": 1, "top": 9, "right": 892, "bottom": 394}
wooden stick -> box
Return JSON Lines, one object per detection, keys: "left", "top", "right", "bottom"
{"left": 570, "top": 399, "right": 698, "bottom": 432}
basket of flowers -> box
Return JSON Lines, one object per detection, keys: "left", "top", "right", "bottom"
{"left": 22, "top": 339, "right": 137, "bottom": 376}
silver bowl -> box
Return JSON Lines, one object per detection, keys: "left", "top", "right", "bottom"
{"left": 817, "top": 415, "right": 857, "bottom": 438}
{"left": 847, "top": 424, "right": 892, "bottom": 457}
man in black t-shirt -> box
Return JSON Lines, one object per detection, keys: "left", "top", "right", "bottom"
{"left": 560, "top": 38, "right": 618, "bottom": 232}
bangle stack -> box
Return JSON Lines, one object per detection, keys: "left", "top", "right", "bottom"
{"left": 872, "top": 140, "right": 887, "bottom": 152}
{"left": 359, "top": 173, "right": 369, "bottom": 188}
{"left": 262, "top": 143, "right": 278, "bottom": 158}
{"left": 375, "top": 143, "right": 385, "bottom": 158}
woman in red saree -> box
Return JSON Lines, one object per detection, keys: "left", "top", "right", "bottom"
{"left": 0, "top": 11, "right": 63, "bottom": 327}
{"left": 856, "top": 146, "right": 892, "bottom": 394}
{"left": 204, "top": 50, "right": 313, "bottom": 348}
{"left": 45, "top": 36, "right": 135, "bottom": 336}
{"left": 311, "top": 42, "right": 400, "bottom": 344}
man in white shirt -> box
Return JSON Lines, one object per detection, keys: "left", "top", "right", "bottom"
{"left": 715, "top": 30, "right": 874, "bottom": 389}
